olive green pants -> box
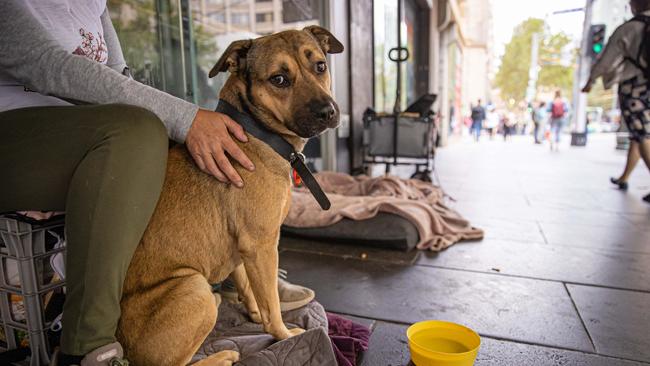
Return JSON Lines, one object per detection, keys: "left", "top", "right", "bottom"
{"left": 0, "top": 104, "right": 168, "bottom": 355}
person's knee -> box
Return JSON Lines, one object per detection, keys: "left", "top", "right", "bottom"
{"left": 118, "top": 105, "right": 167, "bottom": 145}
{"left": 105, "top": 104, "right": 168, "bottom": 156}
{"left": 93, "top": 105, "right": 168, "bottom": 180}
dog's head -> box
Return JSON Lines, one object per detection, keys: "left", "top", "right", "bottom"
{"left": 209, "top": 26, "right": 343, "bottom": 139}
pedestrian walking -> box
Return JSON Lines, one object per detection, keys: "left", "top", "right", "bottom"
{"left": 548, "top": 90, "right": 569, "bottom": 151}
{"left": 502, "top": 112, "right": 514, "bottom": 141}
{"left": 485, "top": 104, "right": 500, "bottom": 140}
{"left": 583, "top": 0, "right": 650, "bottom": 203}
{"left": 470, "top": 99, "right": 486, "bottom": 141}
{"left": 533, "top": 101, "right": 548, "bottom": 144}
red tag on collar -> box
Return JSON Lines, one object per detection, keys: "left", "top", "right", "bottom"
{"left": 292, "top": 168, "right": 303, "bottom": 187}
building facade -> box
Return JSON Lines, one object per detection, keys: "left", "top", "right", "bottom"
{"left": 433, "top": 0, "right": 493, "bottom": 145}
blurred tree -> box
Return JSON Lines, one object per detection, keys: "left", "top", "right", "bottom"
{"left": 538, "top": 32, "right": 575, "bottom": 93}
{"left": 495, "top": 18, "right": 576, "bottom": 104}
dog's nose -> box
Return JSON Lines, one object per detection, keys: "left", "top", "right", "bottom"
{"left": 317, "top": 103, "right": 336, "bottom": 122}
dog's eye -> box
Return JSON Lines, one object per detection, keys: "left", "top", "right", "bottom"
{"left": 316, "top": 62, "right": 327, "bottom": 73}
{"left": 269, "top": 75, "right": 290, "bottom": 88}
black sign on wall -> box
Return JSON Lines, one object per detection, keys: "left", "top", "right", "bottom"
{"left": 282, "top": 0, "right": 319, "bottom": 23}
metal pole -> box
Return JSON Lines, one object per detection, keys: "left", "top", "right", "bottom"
{"left": 525, "top": 33, "right": 541, "bottom": 104}
{"left": 572, "top": 0, "right": 594, "bottom": 140}
{"left": 392, "top": 0, "right": 402, "bottom": 170}
{"left": 177, "top": 0, "right": 188, "bottom": 100}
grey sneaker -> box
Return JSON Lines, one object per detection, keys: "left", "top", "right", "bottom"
{"left": 277, "top": 269, "right": 315, "bottom": 311}
{"left": 50, "top": 342, "right": 129, "bottom": 366}
{"left": 218, "top": 269, "right": 315, "bottom": 311}
{"left": 81, "top": 343, "right": 128, "bottom": 366}
{"left": 278, "top": 277, "right": 315, "bottom": 312}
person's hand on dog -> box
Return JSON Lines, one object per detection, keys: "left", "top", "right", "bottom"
{"left": 186, "top": 109, "right": 255, "bottom": 187}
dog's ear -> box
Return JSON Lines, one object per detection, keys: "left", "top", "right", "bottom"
{"left": 209, "top": 39, "right": 253, "bottom": 78}
{"left": 303, "top": 26, "right": 344, "bottom": 54}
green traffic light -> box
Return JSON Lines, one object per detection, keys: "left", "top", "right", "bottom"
{"left": 593, "top": 43, "right": 603, "bottom": 54}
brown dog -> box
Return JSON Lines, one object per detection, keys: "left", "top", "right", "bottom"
{"left": 115, "top": 26, "right": 343, "bottom": 366}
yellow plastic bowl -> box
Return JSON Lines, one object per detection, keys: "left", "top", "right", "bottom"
{"left": 406, "top": 320, "right": 481, "bottom": 366}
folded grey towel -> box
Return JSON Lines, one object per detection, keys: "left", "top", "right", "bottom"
{"left": 192, "top": 300, "right": 336, "bottom": 365}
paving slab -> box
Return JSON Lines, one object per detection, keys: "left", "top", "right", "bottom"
{"left": 592, "top": 189, "right": 650, "bottom": 215}
{"left": 463, "top": 217, "right": 546, "bottom": 243}
{"left": 450, "top": 201, "right": 537, "bottom": 222}
{"left": 442, "top": 189, "right": 529, "bottom": 206}
{"left": 279, "top": 251, "right": 593, "bottom": 352}
{"left": 525, "top": 190, "right": 603, "bottom": 211}
{"left": 359, "top": 321, "right": 649, "bottom": 366}
{"left": 620, "top": 213, "right": 650, "bottom": 232}
{"left": 567, "top": 284, "right": 650, "bottom": 363}
{"left": 360, "top": 321, "right": 411, "bottom": 366}
{"left": 417, "top": 239, "right": 650, "bottom": 291}
{"left": 532, "top": 206, "right": 638, "bottom": 229}
{"left": 279, "top": 236, "right": 420, "bottom": 265}
{"left": 477, "top": 337, "right": 650, "bottom": 366}
{"left": 540, "top": 222, "right": 650, "bottom": 254}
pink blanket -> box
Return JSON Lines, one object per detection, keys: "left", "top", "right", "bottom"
{"left": 284, "top": 172, "right": 483, "bottom": 251}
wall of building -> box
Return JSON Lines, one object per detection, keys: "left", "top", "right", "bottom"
{"left": 430, "top": 0, "right": 492, "bottom": 146}
{"left": 463, "top": 46, "right": 489, "bottom": 106}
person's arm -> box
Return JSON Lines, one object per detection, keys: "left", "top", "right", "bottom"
{"left": 583, "top": 25, "right": 628, "bottom": 92}
{"left": 100, "top": 8, "right": 128, "bottom": 74}
{"left": 0, "top": 1, "right": 254, "bottom": 185}
{"left": 0, "top": 1, "right": 195, "bottom": 142}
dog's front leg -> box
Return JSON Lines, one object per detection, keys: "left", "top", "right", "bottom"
{"left": 239, "top": 236, "right": 304, "bottom": 340}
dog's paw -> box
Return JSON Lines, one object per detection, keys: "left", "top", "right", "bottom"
{"left": 200, "top": 350, "right": 240, "bottom": 366}
{"left": 218, "top": 350, "right": 240, "bottom": 366}
{"left": 249, "top": 310, "right": 263, "bottom": 324}
{"left": 287, "top": 327, "right": 306, "bottom": 337}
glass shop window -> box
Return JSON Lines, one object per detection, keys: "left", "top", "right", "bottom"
{"left": 256, "top": 12, "right": 274, "bottom": 23}
{"left": 189, "top": 0, "right": 325, "bottom": 110}
{"left": 231, "top": 12, "right": 250, "bottom": 27}
{"left": 108, "top": 0, "right": 325, "bottom": 111}
{"left": 108, "top": 0, "right": 193, "bottom": 101}
{"left": 209, "top": 11, "right": 226, "bottom": 23}
{"left": 373, "top": 0, "right": 418, "bottom": 112}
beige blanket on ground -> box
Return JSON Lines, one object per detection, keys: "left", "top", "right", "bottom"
{"left": 284, "top": 172, "right": 484, "bottom": 251}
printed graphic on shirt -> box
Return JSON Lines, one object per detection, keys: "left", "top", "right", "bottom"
{"left": 72, "top": 28, "right": 107, "bottom": 63}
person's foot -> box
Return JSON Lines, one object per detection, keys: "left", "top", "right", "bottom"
{"left": 278, "top": 277, "right": 315, "bottom": 312}
{"left": 643, "top": 193, "right": 650, "bottom": 204}
{"left": 610, "top": 177, "right": 629, "bottom": 190}
{"left": 218, "top": 269, "right": 315, "bottom": 312}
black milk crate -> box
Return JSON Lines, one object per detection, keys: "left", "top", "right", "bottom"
{"left": 0, "top": 214, "right": 65, "bottom": 366}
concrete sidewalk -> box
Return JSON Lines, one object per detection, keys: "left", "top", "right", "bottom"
{"left": 279, "top": 133, "right": 650, "bottom": 365}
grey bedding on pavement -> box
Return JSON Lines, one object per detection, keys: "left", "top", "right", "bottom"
{"left": 191, "top": 300, "right": 336, "bottom": 365}
{"left": 281, "top": 212, "right": 420, "bottom": 252}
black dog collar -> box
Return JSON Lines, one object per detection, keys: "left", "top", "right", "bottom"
{"left": 215, "top": 99, "right": 331, "bottom": 210}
